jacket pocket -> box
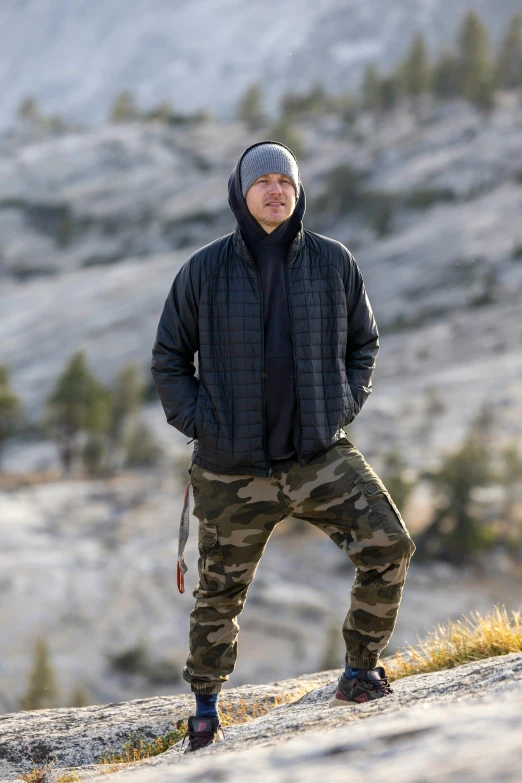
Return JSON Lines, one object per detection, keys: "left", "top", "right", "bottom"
{"left": 193, "top": 380, "right": 212, "bottom": 439}
{"left": 340, "top": 367, "right": 356, "bottom": 426}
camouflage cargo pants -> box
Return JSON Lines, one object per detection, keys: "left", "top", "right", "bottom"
{"left": 182, "top": 440, "right": 415, "bottom": 694}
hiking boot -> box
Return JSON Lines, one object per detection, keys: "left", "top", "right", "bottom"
{"left": 181, "top": 716, "right": 224, "bottom": 753}
{"left": 329, "top": 666, "right": 393, "bottom": 707}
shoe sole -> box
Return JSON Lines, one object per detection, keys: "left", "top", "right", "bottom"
{"left": 328, "top": 692, "right": 390, "bottom": 707}
{"left": 328, "top": 694, "right": 354, "bottom": 707}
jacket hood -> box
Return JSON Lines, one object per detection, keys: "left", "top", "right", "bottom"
{"left": 227, "top": 140, "right": 306, "bottom": 249}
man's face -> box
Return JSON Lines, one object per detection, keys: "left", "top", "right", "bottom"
{"left": 245, "top": 172, "right": 297, "bottom": 233}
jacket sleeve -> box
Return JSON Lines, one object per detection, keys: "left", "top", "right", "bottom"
{"left": 151, "top": 255, "right": 200, "bottom": 439}
{"left": 342, "top": 247, "right": 379, "bottom": 418}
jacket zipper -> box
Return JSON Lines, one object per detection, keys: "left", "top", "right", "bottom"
{"left": 284, "top": 261, "right": 303, "bottom": 466}
{"left": 251, "top": 262, "right": 273, "bottom": 478}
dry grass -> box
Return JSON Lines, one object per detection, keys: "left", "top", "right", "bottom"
{"left": 98, "top": 722, "right": 187, "bottom": 766}
{"left": 17, "top": 759, "right": 82, "bottom": 783}
{"left": 218, "top": 693, "right": 295, "bottom": 727}
{"left": 18, "top": 760, "right": 55, "bottom": 783}
{"left": 387, "top": 605, "right": 522, "bottom": 680}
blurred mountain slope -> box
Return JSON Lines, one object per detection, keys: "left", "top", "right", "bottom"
{"left": 0, "top": 0, "right": 521, "bottom": 127}
{"left": 1, "top": 98, "right": 521, "bottom": 439}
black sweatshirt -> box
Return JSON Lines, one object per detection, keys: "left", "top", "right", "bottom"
{"left": 228, "top": 150, "right": 307, "bottom": 461}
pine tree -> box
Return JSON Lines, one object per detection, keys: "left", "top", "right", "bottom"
{"left": 110, "top": 89, "right": 138, "bottom": 122}
{"left": 266, "top": 113, "right": 304, "bottom": 159}
{"left": 500, "top": 442, "right": 522, "bottom": 526}
{"left": 496, "top": 13, "right": 522, "bottom": 89}
{"left": 362, "top": 64, "right": 381, "bottom": 110}
{"left": 416, "top": 403, "right": 496, "bottom": 562}
{"left": 237, "top": 83, "right": 266, "bottom": 130}
{"left": 381, "top": 449, "right": 416, "bottom": 512}
{"left": 305, "top": 82, "right": 330, "bottom": 114}
{"left": 0, "top": 365, "right": 21, "bottom": 472}
{"left": 281, "top": 82, "right": 330, "bottom": 119}
{"left": 81, "top": 381, "right": 113, "bottom": 477}
{"left": 68, "top": 683, "right": 90, "bottom": 707}
{"left": 319, "top": 621, "right": 342, "bottom": 671}
{"left": 457, "top": 11, "right": 495, "bottom": 109}
{"left": 432, "top": 49, "right": 460, "bottom": 98}
{"left": 17, "top": 96, "right": 41, "bottom": 125}
{"left": 146, "top": 100, "right": 175, "bottom": 123}
{"left": 19, "top": 638, "right": 59, "bottom": 711}
{"left": 378, "top": 75, "right": 400, "bottom": 112}
{"left": 106, "top": 362, "right": 146, "bottom": 469}
{"left": 123, "top": 417, "right": 162, "bottom": 468}
{"left": 399, "top": 33, "right": 431, "bottom": 98}
{"left": 43, "top": 350, "right": 110, "bottom": 476}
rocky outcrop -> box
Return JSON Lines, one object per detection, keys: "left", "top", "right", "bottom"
{"left": 2, "top": 653, "right": 521, "bottom": 782}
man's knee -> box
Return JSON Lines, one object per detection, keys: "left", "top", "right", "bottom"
{"left": 192, "top": 579, "right": 250, "bottom": 617}
{"left": 396, "top": 529, "right": 416, "bottom": 562}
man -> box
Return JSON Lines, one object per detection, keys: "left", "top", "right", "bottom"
{"left": 151, "top": 141, "right": 415, "bottom": 752}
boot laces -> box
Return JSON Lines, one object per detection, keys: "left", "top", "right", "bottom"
{"left": 368, "top": 675, "right": 393, "bottom": 695}
{"left": 180, "top": 722, "right": 225, "bottom": 752}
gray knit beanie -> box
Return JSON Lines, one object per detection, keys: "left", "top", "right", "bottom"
{"left": 240, "top": 142, "right": 300, "bottom": 198}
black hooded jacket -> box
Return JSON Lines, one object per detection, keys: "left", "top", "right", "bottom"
{"left": 227, "top": 148, "right": 307, "bottom": 460}
{"left": 151, "top": 141, "right": 380, "bottom": 478}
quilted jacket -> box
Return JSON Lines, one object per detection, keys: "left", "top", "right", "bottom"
{"left": 151, "top": 154, "right": 380, "bottom": 478}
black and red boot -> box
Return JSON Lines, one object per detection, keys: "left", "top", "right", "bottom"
{"left": 181, "top": 715, "right": 224, "bottom": 753}
{"left": 329, "top": 666, "right": 393, "bottom": 706}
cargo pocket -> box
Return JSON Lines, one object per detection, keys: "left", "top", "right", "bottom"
{"left": 198, "top": 521, "right": 225, "bottom": 592}
{"left": 353, "top": 477, "right": 407, "bottom": 535}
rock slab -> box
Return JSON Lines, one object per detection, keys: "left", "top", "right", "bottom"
{"left": 2, "top": 654, "right": 521, "bottom": 782}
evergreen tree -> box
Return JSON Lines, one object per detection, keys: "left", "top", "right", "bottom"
{"left": 145, "top": 100, "right": 175, "bottom": 123}
{"left": 334, "top": 92, "right": 358, "bottom": 124}
{"left": 281, "top": 82, "right": 330, "bottom": 119}
{"left": 432, "top": 49, "right": 460, "bottom": 98}
{"left": 500, "top": 442, "right": 522, "bottom": 526}
{"left": 237, "top": 83, "right": 266, "bottom": 130}
{"left": 43, "top": 350, "right": 110, "bottom": 476}
{"left": 496, "top": 13, "right": 522, "bottom": 89}
{"left": 106, "top": 362, "right": 145, "bottom": 469}
{"left": 362, "top": 64, "right": 381, "bottom": 110}
{"left": 305, "top": 82, "right": 330, "bottom": 114}
{"left": 457, "top": 10, "right": 495, "bottom": 109}
{"left": 0, "top": 366, "right": 21, "bottom": 472}
{"left": 68, "top": 683, "right": 90, "bottom": 707}
{"left": 398, "top": 33, "right": 431, "bottom": 98}
{"left": 266, "top": 113, "right": 304, "bottom": 158}
{"left": 382, "top": 449, "right": 416, "bottom": 512}
{"left": 110, "top": 89, "right": 138, "bottom": 122}
{"left": 81, "top": 381, "right": 113, "bottom": 477}
{"left": 319, "top": 621, "right": 341, "bottom": 671}
{"left": 378, "top": 75, "right": 401, "bottom": 112}
{"left": 19, "top": 638, "right": 59, "bottom": 711}
{"left": 416, "top": 403, "right": 496, "bottom": 563}
{"left": 17, "top": 96, "right": 41, "bottom": 125}
{"left": 123, "top": 417, "right": 162, "bottom": 468}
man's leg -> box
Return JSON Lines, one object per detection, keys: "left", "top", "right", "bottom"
{"left": 182, "top": 463, "right": 288, "bottom": 694}
{"left": 272, "top": 441, "right": 415, "bottom": 670}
